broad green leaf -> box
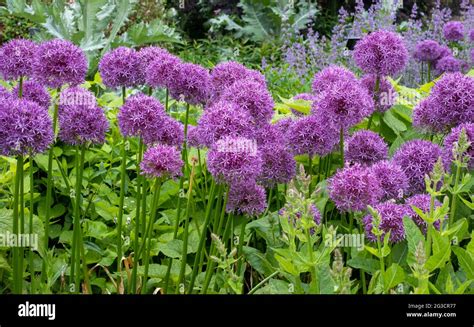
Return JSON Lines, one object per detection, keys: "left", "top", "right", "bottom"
{"left": 426, "top": 229, "right": 451, "bottom": 272}
{"left": 384, "top": 263, "right": 405, "bottom": 291}
{"left": 403, "top": 216, "right": 425, "bottom": 267}
{"left": 452, "top": 247, "right": 474, "bottom": 280}
{"left": 242, "top": 246, "right": 275, "bottom": 276}
{"left": 347, "top": 257, "right": 380, "bottom": 274}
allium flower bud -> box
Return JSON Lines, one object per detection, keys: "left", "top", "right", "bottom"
{"left": 0, "top": 39, "right": 37, "bottom": 80}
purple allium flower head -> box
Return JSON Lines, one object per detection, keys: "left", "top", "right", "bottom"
{"left": 371, "top": 160, "right": 409, "bottom": 201}
{"left": 288, "top": 115, "right": 339, "bottom": 157}
{"left": 414, "top": 40, "right": 443, "bottom": 62}
{"left": 311, "top": 65, "right": 357, "bottom": 94}
{"left": 344, "top": 130, "right": 388, "bottom": 166}
{"left": 210, "top": 61, "right": 266, "bottom": 98}
{"left": 99, "top": 47, "right": 141, "bottom": 89}
{"left": 145, "top": 51, "right": 181, "bottom": 89}
{"left": 328, "top": 163, "right": 383, "bottom": 212}
{"left": 150, "top": 116, "right": 185, "bottom": 148}
{"left": 13, "top": 80, "right": 51, "bottom": 109}
{"left": 118, "top": 93, "right": 166, "bottom": 143}
{"left": 0, "top": 85, "right": 10, "bottom": 99}
{"left": 405, "top": 194, "right": 443, "bottom": 234}
{"left": 363, "top": 202, "right": 409, "bottom": 243}
{"left": 138, "top": 46, "right": 170, "bottom": 84}
{"left": 414, "top": 73, "right": 474, "bottom": 133}
{"left": 274, "top": 117, "right": 295, "bottom": 139}
{"left": 33, "top": 39, "right": 87, "bottom": 88}
{"left": 0, "top": 39, "right": 37, "bottom": 80}
{"left": 353, "top": 30, "right": 408, "bottom": 76}
{"left": 0, "top": 98, "right": 53, "bottom": 156}
{"left": 392, "top": 140, "right": 443, "bottom": 195}
{"left": 255, "top": 124, "right": 296, "bottom": 187}
{"left": 59, "top": 96, "right": 108, "bottom": 146}
{"left": 59, "top": 86, "right": 97, "bottom": 116}
{"left": 220, "top": 78, "right": 274, "bottom": 126}
{"left": 226, "top": 181, "right": 267, "bottom": 216}
{"left": 442, "top": 123, "right": 474, "bottom": 170}
{"left": 140, "top": 144, "right": 183, "bottom": 179}
{"left": 443, "top": 21, "right": 464, "bottom": 41}
{"left": 196, "top": 100, "right": 254, "bottom": 148}
{"left": 360, "top": 74, "right": 396, "bottom": 113}
{"left": 312, "top": 79, "right": 374, "bottom": 131}
{"left": 434, "top": 56, "right": 466, "bottom": 74}
{"left": 186, "top": 125, "right": 202, "bottom": 148}
{"left": 207, "top": 136, "right": 263, "bottom": 185}
{"left": 169, "top": 62, "right": 210, "bottom": 105}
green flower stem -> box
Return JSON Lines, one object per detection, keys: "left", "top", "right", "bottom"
{"left": 426, "top": 195, "right": 435, "bottom": 257}
{"left": 165, "top": 88, "right": 169, "bottom": 113}
{"left": 187, "top": 180, "right": 217, "bottom": 293}
{"left": 427, "top": 62, "right": 431, "bottom": 82}
{"left": 248, "top": 271, "right": 279, "bottom": 295}
{"left": 142, "top": 178, "right": 162, "bottom": 294}
{"left": 263, "top": 188, "right": 273, "bottom": 216}
{"left": 236, "top": 218, "right": 247, "bottom": 276}
{"left": 176, "top": 163, "right": 196, "bottom": 293}
{"left": 306, "top": 226, "right": 318, "bottom": 293}
{"left": 28, "top": 155, "right": 35, "bottom": 294}
{"left": 71, "top": 145, "right": 85, "bottom": 292}
{"left": 339, "top": 128, "right": 344, "bottom": 168}
{"left": 41, "top": 88, "right": 60, "bottom": 283}
{"left": 449, "top": 164, "right": 461, "bottom": 228}
{"left": 367, "top": 76, "right": 380, "bottom": 130}
{"left": 12, "top": 155, "right": 23, "bottom": 293}
{"left": 201, "top": 186, "right": 228, "bottom": 294}
{"left": 19, "top": 155, "right": 25, "bottom": 293}
{"left": 376, "top": 234, "right": 385, "bottom": 291}
{"left": 182, "top": 103, "right": 191, "bottom": 173}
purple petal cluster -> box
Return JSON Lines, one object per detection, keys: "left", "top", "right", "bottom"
{"left": 210, "top": 61, "right": 266, "bottom": 98}
{"left": 443, "top": 21, "right": 464, "bottom": 42}
{"left": 140, "top": 144, "right": 183, "bottom": 179}
{"left": 311, "top": 65, "right": 357, "bottom": 94}
{"left": 256, "top": 124, "right": 296, "bottom": 187}
{"left": 288, "top": 115, "right": 339, "bottom": 157}
{"left": 360, "top": 74, "right": 396, "bottom": 113}
{"left": 353, "top": 30, "right": 408, "bottom": 76}
{"left": 138, "top": 46, "right": 170, "bottom": 84}
{"left": 195, "top": 101, "right": 254, "bottom": 148}
{"left": 371, "top": 160, "right": 408, "bottom": 201}
{"left": 413, "top": 40, "right": 443, "bottom": 62}
{"left": 413, "top": 73, "right": 474, "bottom": 133}
{"left": 434, "top": 56, "right": 466, "bottom": 74}
{"left": 363, "top": 202, "right": 409, "bottom": 243}
{"left": 118, "top": 93, "right": 166, "bottom": 143}
{"left": 310, "top": 204, "right": 321, "bottom": 226}
{"left": 345, "top": 130, "right": 388, "bottom": 166}
{"left": 470, "top": 29, "right": 474, "bottom": 42}
{"left": 220, "top": 78, "right": 274, "bottom": 126}
{"left": 0, "top": 98, "right": 53, "bottom": 156}
{"left": 33, "top": 39, "right": 87, "bottom": 88}
{"left": 0, "top": 85, "right": 10, "bottom": 99}
{"left": 58, "top": 88, "right": 108, "bottom": 146}
{"left": 145, "top": 51, "right": 182, "bottom": 89}
{"left": 207, "top": 136, "right": 262, "bottom": 185}
{"left": 149, "top": 116, "right": 185, "bottom": 148}
{"left": 405, "top": 194, "right": 442, "bottom": 234}
{"left": 0, "top": 39, "right": 37, "bottom": 80}
{"left": 226, "top": 182, "right": 267, "bottom": 216}
{"left": 328, "top": 164, "right": 383, "bottom": 212}
{"left": 169, "top": 63, "right": 210, "bottom": 105}
{"left": 312, "top": 79, "right": 374, "bottom": 131}
{"left": 13, "top": 80, "right": 51, "bottom": 109}
{"left": 392, "top": 139, "right": 443, "bottom": 195}
{"left": 99, "top": 47, "right": 142, "bottom": 89}
{"left": 442, "top": 123, "right": 474, "bottom": 170}
{"left": 274, "top": 117, "right": 295, "bottom": 139}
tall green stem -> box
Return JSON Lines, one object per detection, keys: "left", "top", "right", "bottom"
{"left": 187, "top": 180, "right": 216, "bottom": 293}
{"left": 177, "top": 163, "right": 196, "bottom": 293}
{"left": 71, "top": 145, "right": 85, "bottom": 292}
{"left": 12, "top": 156, "right": 23, "bottom": 293}
{"left": 449, "top": 164, "right": 461, "bottom": 228}
{"left": 308, "top": 155, "right": 313, "bottom": 197}
{"left": 367, "top": 76, "right": 380, "bottom": 130}
{"left": 142, "top": 178, "right": 162, "bottom": 293}
{"left": 28, "top": 155, "right": 35, "bottom": 294}
{"left": 42, "top": 88, "right": 59, "bottom": 283}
